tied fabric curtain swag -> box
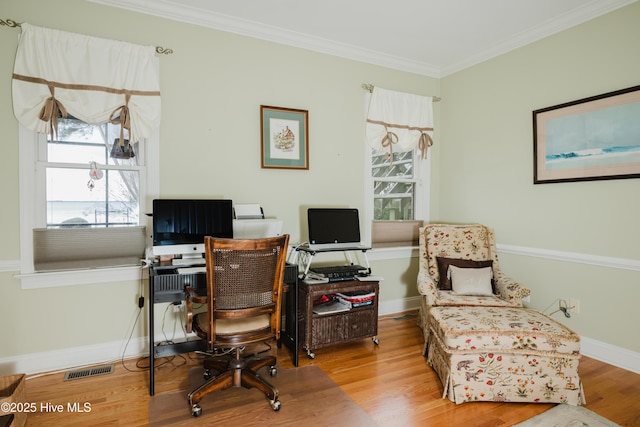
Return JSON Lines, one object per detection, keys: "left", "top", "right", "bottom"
{"left": 38, "top": 85, "right": 67, "bottom": 140}
{"left": 109, "top": 94, "right": 132, "bottom": 147}
{"left": 366, "top": 87, "right": 434, "bottom": 163}
{"left": 12, "top": 23, "right": 161, "bottom": 143}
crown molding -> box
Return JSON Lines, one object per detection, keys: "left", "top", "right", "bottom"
{"left": 87, "top": 0, "right": 640, "bottom": 77}
{"left": 441, "top": 0, "right": 639, "bottom": 76}
{"left": 89, "top": 0, "right": 443, "bottom": 76}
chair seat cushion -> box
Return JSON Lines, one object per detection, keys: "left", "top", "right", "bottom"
{"left": 433, "top": 290, "right": 518, "bottom": 307}
{"left": 429, "top": 306, "right": 580, "bottom": 354}
{"left": 193, "top": 313, "right": 270, "bottom": 336}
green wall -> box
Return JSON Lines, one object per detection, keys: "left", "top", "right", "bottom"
{"left": 439, "top": 3, "right": 640, "bottom": 353}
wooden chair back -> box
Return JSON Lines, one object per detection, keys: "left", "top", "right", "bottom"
{"left": 203, "top": 235, "right": 290, "bottom": 349}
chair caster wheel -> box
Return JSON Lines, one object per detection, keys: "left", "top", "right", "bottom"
{"left": 373, "top": 337, "right": 379, "bottom": 345}
{"left": 270, "top": 399, "right": 281, "bottom": 411}
{"left": 307, "top": 350, "right": 315, "bottom": 359}
{"left": 191, "top": 404, "right": 202, "bottom": 417}
{"left": 203, "top": 370, "right": 212, "bottom": 380}
{"left": 269, "top": 366, "right": 277, "bottom": 377}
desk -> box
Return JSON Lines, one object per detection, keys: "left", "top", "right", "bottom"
{"left": 279, "top": 264, "right": 300, "bottom": 367}
{"left": 147, "top": 262, "right": 298, "bottom": 395}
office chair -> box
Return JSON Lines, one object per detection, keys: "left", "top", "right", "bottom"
{"left": 184, "top": 234, "right": 290, "bottom": 417}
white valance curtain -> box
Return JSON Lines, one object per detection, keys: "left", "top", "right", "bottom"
{"left": 365, "top": 87, "right": 434, "bottom": 160}
{"left": 12, "top": 23, "right": 161, "bottom": 143}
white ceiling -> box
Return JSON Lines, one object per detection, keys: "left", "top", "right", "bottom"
{"left": 92, "top": 0, "right": 636, "bottom": 77}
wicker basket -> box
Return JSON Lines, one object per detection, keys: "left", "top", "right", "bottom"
{"left": 0, "top": 374, "right": 26, "bottom": 427}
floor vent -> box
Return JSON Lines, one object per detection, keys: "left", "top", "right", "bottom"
{"left": 64, "top": 364, "right": 115, "bottom": 381}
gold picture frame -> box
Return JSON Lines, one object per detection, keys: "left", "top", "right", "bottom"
{"left": 261, "top": 105, "right": 309, "bottom": 170}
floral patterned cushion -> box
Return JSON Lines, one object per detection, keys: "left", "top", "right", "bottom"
{"left": 428, "top": 306, "right": 585, "bottom": 405}
{"left": 430, "top": 306, "right": 580, "bottom": 354}
{"left": 431, "top": 290, "right": 516, "bottom": 307}
{"left": 418, "top": 224, "right": 531, "bottom": 308}
{"left": 429, "top": 331, "right": 584, "bottom": 405}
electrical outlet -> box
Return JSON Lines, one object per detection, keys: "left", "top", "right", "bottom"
{"left": 570, "top": 298, "right": 580, "bottom": 314}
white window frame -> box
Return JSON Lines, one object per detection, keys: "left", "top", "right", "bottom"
{"left": 16, "top": 124, "right": 159, "bottom": 289}
{"left": 362, "top": 94, "right": 430, "bottom": 260}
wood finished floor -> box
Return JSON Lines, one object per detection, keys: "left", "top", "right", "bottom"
{"left": 23, "top": 311, "right": 640, "bottom": 426}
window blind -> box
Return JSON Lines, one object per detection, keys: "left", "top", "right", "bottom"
{"left": 371, "top": 220, "right": 423, "bottom": 248}
{"left": 33, "top": 226, "right": 146, "bottom": 272}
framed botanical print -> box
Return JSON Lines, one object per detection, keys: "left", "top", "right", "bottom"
{"left": 261, "top": 105, "right": 309, "bottom": 170}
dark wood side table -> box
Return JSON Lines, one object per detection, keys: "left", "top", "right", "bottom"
{"left": 298, "top": 279, "right": 379, "bottom": 359}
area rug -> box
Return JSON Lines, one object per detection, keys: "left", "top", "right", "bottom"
{"left": 148, "top": 365, "right": 377, "bottom": 426}
{"left": 514, "top": 404, "right": 621, "bottom": 427}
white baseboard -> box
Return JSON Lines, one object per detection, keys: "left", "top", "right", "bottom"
{"left": 378, "top": 295, "right": 421, "bottom": 316}
{"left": 0, "top": 336, "right": 149, "bottom": 376}
{"left": 581, "top": 336, "right": 640, "bottom": 374}
{"left": 1, "top": 296, "right": 636, "bottom": 376}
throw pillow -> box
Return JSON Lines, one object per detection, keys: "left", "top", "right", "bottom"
{"left": 436, "top": 257, "right": 493, "bottom": 291}
{"left": 449, "top": 265, "right": 494, "bottom": 296}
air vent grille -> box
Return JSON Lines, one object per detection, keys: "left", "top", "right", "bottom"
{"left": 63, "top": 364, "right": 115, "bottom": 381}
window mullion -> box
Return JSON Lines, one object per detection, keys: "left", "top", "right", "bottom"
{"left": 42, "top": 161, "right": 142, "bottom": 172}
{"left": 374, "top": 177, "right": 416, "bottom": 183}
{"left": 34, "top": 135, "right": 48, "bottom": 228}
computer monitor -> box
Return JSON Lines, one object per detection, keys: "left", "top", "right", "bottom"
{"left": 307, "top": 208, "right": 366, "bottom": 250}
{"left": 152, "top": 199, "right": 233, "bottom": 259}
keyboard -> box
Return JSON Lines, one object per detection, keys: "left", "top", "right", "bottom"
{"left": 310, "top": 265, "right": 368, "bottom": 281}
{"left": 177, "top": 266, "right": 206, "bottom": 275}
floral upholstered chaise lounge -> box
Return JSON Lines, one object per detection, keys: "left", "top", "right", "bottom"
{"left": 417, "top": 224, "right": 585, "bottom": 405}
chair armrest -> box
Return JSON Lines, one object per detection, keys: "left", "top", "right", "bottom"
{"left": 493, "top": 271, "right": 531, "bottom": 306}
{"left": 184, "top": 285, "right": 206, "bottom": 333}
{"left": 416, "top": 268, "right": 438, "bottom": 306}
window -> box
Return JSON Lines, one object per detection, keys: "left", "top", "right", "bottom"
{"left": 363, "top": 90, "right": 431, "bottom": 252}
{"left": 365, "top": 146, "right": 429, "bottom": 250}
{"left": 12, "top": 24, "right": 161, "bottom": 287}
{"left": 44, "top": 117, "right": 141, "bottom": 228}
{"left": 372, "top": 150, "right": 415, "bottom": 221}
{"left": 18, "top": 119, "right": 158, "bottom": 288}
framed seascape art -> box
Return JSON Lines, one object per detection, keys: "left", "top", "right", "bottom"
{"left": 260, "top": 105, "right": 309, "bottom": 170}
{"left": 533, "top": 85, "right": 640, "bottom": 184}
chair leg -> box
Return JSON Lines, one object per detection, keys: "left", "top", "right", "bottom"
{"left": 202, "top": 358, "right": 230, "bottom": 375}
{"left": 244, "top": 355, "right": 276, "bottom": 374}
{"left": 188, "top": 370, "right": 234, "bottom": 408}
{"left": 240, "top": 367, "right": 279, "bottom": 402}
{"left": 188, "top": 351, "right": 281, "bottom": 416}
{"left": 240, "top": 354, "right": 278, "bottom": 402}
